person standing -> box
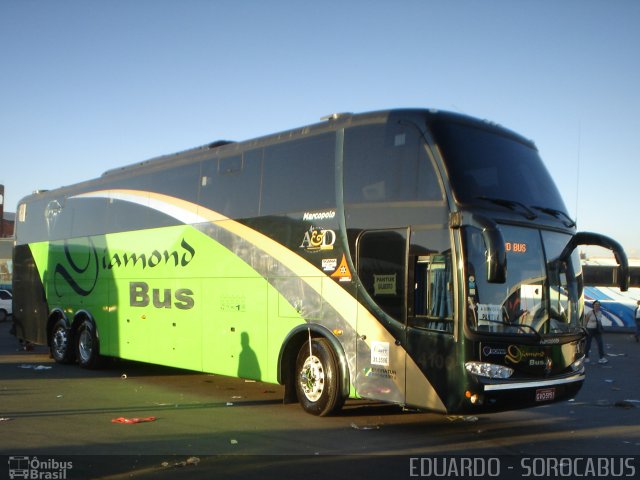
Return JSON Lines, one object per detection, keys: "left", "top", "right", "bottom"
{"left": 634, "top": 300, "right": 640, "bottom": 343}
{"left": 584, "top": 300, "right": 607, "bottom": 364}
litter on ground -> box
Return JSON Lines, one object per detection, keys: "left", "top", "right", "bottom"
{"left": 19, "top": 364, "right": 52, "bottom": 370}
{"left": 350, "top": 422, "right": 381, "bottom": 430}
{"left": 111, "top": 416, "right": 157, "bottom": 424}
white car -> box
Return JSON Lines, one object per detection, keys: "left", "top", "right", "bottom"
{"left": 0, "top": 289, "right": 12, "bottom": 322}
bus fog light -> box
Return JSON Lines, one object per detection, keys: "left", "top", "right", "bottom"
{"left": 465, "top": 361, "right": 514, "bottom": 379}
{"left": 465, "top": 390, "right": 480, "bottom": 404}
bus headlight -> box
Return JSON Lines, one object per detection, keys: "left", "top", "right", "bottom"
{"left": 570, "top": 357, "right": 585, "bottom": 372}
{"left": 465, "top": 362, "right": 514, "bottom": 379}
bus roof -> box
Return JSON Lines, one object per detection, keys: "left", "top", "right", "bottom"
{"left": 18, "top": 108, "right": 534, "bottom": 204}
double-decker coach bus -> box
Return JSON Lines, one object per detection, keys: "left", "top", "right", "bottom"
{"left": 12, "top": 109, "right": 629, "bottom": 416}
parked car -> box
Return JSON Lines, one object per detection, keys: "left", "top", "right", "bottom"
{"left": 0, "top": 288, "right": 12, "bottom": 321}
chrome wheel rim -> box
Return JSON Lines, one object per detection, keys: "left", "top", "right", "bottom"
{"left": 52, "top": 327, "right": 69, "bottom": 359}
{"left": 299, "top": 355, "right": 324, "bottom": 402}
{"left": 78, "top": 329, "right": 93, "bottom": 363}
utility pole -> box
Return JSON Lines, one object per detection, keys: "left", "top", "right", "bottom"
{"left": 0, "top": 184, "right": 4, "bottom": 238}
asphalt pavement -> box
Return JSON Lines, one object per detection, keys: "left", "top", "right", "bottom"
{"left": 1, "top": 318, "right": 639, "bottom": 480}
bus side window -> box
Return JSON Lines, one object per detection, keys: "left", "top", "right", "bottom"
{"left": 411, "top": 254, "right": 453, "bottom": 333}
{"left": 69, "top": 197, "right": 109, "bottom": 238}
{"left": 200, "top": 151, "right": 261, "bottom": 219}
{"left": 261, "top": 133, "right": 336, "bottom": 216}
{"left": 344, "top": 123, "right": 443, "bottom": 204}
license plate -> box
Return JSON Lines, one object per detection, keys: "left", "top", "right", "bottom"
{"left": 535, "top": 388, "right": 555, "bottom": 402}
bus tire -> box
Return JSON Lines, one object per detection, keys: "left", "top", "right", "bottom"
{"left": 50, "top": 318, "right": 75, "bottom": 364}
{"left": 295, "top": 338, "right": 345, "bottom": 416}
{"left": 76, "top": 319, "right": 104, "bottom": 369}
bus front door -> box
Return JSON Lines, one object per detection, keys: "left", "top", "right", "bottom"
{"left": 355, "top": 229, "right": 408, "bottom": 405}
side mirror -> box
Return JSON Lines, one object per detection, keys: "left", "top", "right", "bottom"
{"left": 474, "top": 215, "right": 507, "bottom": 284}
{"left": 560, "top": 232, "right": 629, "bottom": 291}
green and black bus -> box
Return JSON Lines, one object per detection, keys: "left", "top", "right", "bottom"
{"left": 12, "top": 109, "right": 629, "bottom": 416}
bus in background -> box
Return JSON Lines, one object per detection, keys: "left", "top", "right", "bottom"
{"left": 11, "top": 109, "right": 628, "bottom": 416}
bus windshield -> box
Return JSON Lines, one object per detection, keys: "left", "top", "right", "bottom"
{"left": 430, "top": 120, "right": 568, "bottom": 216}
{"left": 464, "top": 226, "right": 584, "bottom": 337}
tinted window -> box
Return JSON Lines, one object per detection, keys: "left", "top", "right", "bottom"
{"left": 46, "top": 198, "right": 73, "bottom": 241}
{"left": 430, "top": 121, "right": 568, "bottom": 213}
{"left": 462, "top": 226, "right": 585, "bottom": 336}
{"left": 358, "top": 229, "right": 407, "bottom": 322}
{"left": 146, "top": 163, "right": 201, "bottom": 204}
{"left": 410, "top": 228, "right": 453, "bottom": 333}
{"left": 107, "top": 200, "right": 156, "bottom": 233}
{"left": 18, "top": 195, "right": 109, "bottom": 241}
{"left": 344, "top": 123, "right": 442, "bottom": 204}
{"left": 105, "top": 164, "right": 201, "bottom": 231}
{"left": 200, "top": 150, "right": 261, "bottom": 219}
{"left": 69, "top": 197, "right": 109, "bottom": 238}
{"left": 15, "top": 198, "right": 60, "bottom": 244}
{"left": 261, "top": 133, "right": 335, "bottom": 215}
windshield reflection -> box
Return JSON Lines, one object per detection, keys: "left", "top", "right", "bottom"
{"left": 465, "top": 226, "right": 583, "bottom": 336}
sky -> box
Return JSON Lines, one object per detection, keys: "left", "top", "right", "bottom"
{"left": 1, "top": 0, "right": 639, "bottom": 258}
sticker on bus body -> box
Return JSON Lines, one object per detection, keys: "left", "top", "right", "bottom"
{"left": 321, "top": 258, "right": 338, "bottom": 271}
{"left": 370, "top": 341, "right": 390, "bottom": 367}
{"left": 477, "top": 303, "right": 501, "bottom": 321}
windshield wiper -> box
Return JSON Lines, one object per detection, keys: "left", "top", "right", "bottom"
{"left": 532, "top": 206, "right": 576, "bottom": 228}
{"left": 476, "top": 196, "right": 538, "bottom": 220}
{"left": 479, "top": 318, "right": 542, "bottom": 339}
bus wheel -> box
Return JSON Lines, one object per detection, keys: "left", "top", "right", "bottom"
{"left": 76, "top": 320, "right": 103, "bottom": 369}
{"left": 295, "top": 338, "right": 344, "bottom": 416}
{"left": 50, "top": 319, "right": 75, "bottom": 364}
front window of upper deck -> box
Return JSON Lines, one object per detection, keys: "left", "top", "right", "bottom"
{"left": 429, "top": 120, "right": 568, "bottom": 216}
{"left": 464, "top": 226, "right": 584, "bottom": 336}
